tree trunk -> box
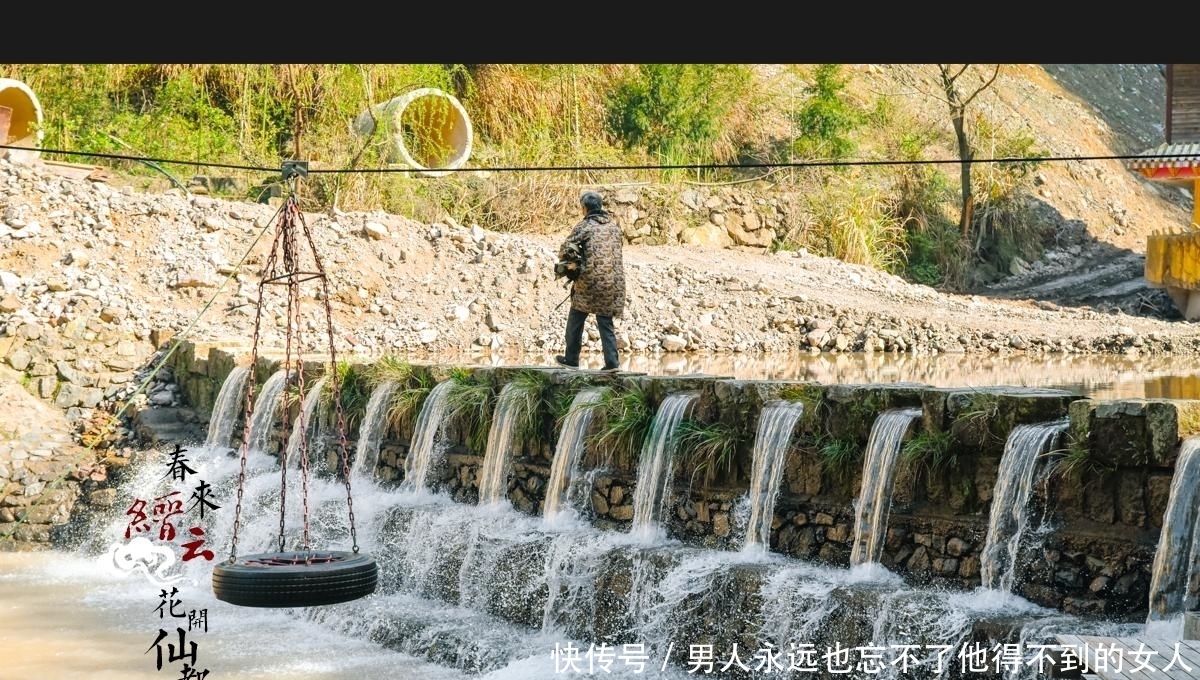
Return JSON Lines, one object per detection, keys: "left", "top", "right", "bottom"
{"left": 952, "top": 111, "right": 974, "bottom": 237}
{"left": 939, "top": 64, "right": 999, "bottom": 242}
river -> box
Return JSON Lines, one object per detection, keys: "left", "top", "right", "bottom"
{"left": 2, "top": 348, "right": 1197, "bottom": 679}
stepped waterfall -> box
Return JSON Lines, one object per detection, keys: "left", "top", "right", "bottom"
{"left": 629, "top": 392, "right": 698, "bottom": 542}
{"left": 203, "top": 364, "right": 250, "bottom": 449}
{"left": 477, "top": 382, "right": 536, "bottom": 506}
{"left": 543, "top": 387, "right": 608, "bottom": 524}
{"left": 742, "top": 399, "right": 805, "bottom": 552}
{"left": 978, "top": 419, "right": 1069, "bottom": 593}
{"left": 283, "top": 376, "right": 328, "bottom": 470}
{"left": 399, "top": 379, "right": 455, "bottom": 494}
{"left": 351, "top": 380, "right": 400, "bottom": 480}
{"left": 1147, "top": 436, "right": 1200, "bottom": 622}
{"left": 41, "top": 367, "right": 1157, "bottom": 679}
{"left": 849, "top": 407, "right": 922, "bottom": 566}
{"left": 246, "top": 368, "right": 291, "bottom": 454}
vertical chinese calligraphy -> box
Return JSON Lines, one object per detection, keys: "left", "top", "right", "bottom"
{"left": 118, "top": 444, "right": 219, "bottom": 677}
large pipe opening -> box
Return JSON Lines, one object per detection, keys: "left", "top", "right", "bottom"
{"left": 353, "top": 88, "right": 473, "bottom": 178}
{"left": 0, "top": 78, "right": 43, "bottom": 163}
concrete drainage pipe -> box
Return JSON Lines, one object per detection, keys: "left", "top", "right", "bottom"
{"left": 0, "top": 78, "right": 43, "bottom": 163}
{"left": 353, "top": 87, "right": 473, "bottom": 178}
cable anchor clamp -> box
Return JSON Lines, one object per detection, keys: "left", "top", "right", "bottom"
{"left": 281, "top": 160, "right": 309, "bottom": 181}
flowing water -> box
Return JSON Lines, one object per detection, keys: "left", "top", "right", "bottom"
{"left": 0, "top": 368, "right": 1166, "bottom": 678}
{"left": 351, "top": 380, "right": 399, "bottom": 481}
{"left": 543, "top": 387, "right": 608, "bottom": 524}
{"left": 283, "top": 376, "right": 328, "bottom": 470}
{"left": 849, "top": 407, "right": 923, "bottom": 566}
{"left": 978, "top": 419, "right": 1069, "bottom": 593}
{"left": 0, "top": 549, "right": 468, "bottom": 680}
{"left": 1147, "top": 436, "right": 1200, "bottom": 621}
{"left": 16, "top": 438, "right": 1136, "bottom": 680}
{"left": 476, "top": 382, "right": 535, "bottom": 507}
{"left": 203, "top": 365, "right": 250, "bottom": 450}
{"left": 629, "top": 392, "right": 698, "bottom": 543}
{"left": 400, "top": 380, "right": 455, "bottom": 494}
{"left": 246, "top": 369, "right": 291, "bottom": 455}
{"left": 742, "top": 399, "right": 805, "bottom": 552}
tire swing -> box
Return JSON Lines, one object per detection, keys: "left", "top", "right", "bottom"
{"left": 213, "top": 162, "right": 377, "bottom": 608}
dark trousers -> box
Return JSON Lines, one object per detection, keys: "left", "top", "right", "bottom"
{"left": 564, "top": 307, "right": 619, "bottom": 370}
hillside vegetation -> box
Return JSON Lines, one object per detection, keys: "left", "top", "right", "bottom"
{"left": 0, "top": 64, "right": 1164, "bottom": 293}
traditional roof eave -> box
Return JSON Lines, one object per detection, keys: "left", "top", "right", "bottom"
{"left": 1127, "top": 142, "right": 1200, "bottom": 180}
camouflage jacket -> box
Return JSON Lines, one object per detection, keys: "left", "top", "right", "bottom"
{"left": 559, "top": 211, "right": 626, "bottom": 318}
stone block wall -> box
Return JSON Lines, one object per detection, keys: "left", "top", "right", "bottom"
{"left": 172, "top": 344, "right": 1200, "bottom": 621}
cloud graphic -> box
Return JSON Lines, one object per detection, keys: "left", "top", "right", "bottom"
{"left": 107, "top": 537, "right": 184, "bottom": 587}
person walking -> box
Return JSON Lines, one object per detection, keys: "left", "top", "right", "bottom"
{"left": 556, "top": 190, "right": 626, "bottom": 371}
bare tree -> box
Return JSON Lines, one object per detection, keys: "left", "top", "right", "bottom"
{"left": 938, "top": 64, "right": 1001, "bottom": 238}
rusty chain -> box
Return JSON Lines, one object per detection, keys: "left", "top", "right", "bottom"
{"left": 227, "top": 173, "right": 360, "bottom": 560}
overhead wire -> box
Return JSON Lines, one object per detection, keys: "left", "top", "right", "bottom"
{"left": 2, "top": 143, "right": 1195, "bottom": 175}
{"left": 0, "top": 135, "right": 1188, "bottom": 460}
{"left": 0, "top": 132, "right": 1188, "bottom": 542}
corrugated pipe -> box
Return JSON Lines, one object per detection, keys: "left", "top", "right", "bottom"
{"left": 0, "top": 78, "right": 43, "bottom": 163}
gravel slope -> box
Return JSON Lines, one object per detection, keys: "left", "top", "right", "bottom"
{"left": 2, "top": 64, "right": 1198, "bottom": 377}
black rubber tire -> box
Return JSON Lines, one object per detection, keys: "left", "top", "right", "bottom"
{"left": 212, "top": 550, "right": 378, "bottom": 608}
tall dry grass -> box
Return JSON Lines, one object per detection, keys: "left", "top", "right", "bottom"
{"left": 783, "top": 172, "right": 908, "bottom": 273}
{"left": 0, "top": 63, "right": 1051, "bottom": 287}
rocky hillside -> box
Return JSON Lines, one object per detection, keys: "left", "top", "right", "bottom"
{"left": 0, "top": 65, "right": 1196, "bottom": 438}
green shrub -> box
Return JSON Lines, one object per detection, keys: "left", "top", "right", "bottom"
{"left": 817, "top": 434, "right": 861, "bottom": 480}
{"left": 967, "top": 115, "right": 1048, "bottom": 279}
{"left": 363, "top": 355, "right": 414, "bottom": 388}
{"left": 444, "top": 367, "right": 495, "bottom": 453}
{"left": 589, "top": 382, "right": 655, "bottom": 461}
{"left": 891, "top": 128, "right": 956, "bottom": 233}
{"left": 4, "top": 65, "right": 121, "bottom": 155}
{"left": 900, "top": 428, "right": 958, "bottom": 474}
{"left": 868, "top": 99, "right": 975, "bottom": 290}
{"left": 904, "top": 225, "right": 970, "bottom": 289}
{"left": 1047, "top": 434, "right": 1114, "bottom": 482}
{"left": 777, "top": 384, "right": 825, "bottom": 433}
{"left": 604, "top": 64, "right": 752, "bottom": 175}
{"left": 386, "top": 371, "right": 436, "bottom": 437}
{"left": 0, "top": 63, "right": 1057, "bottom": 293}
{"left": 507, "top": 369, "right": 555, "bottom": 447}
{"left": 319, "top": 362, "right": 371, "bottom": 434}
{"left": 791, "top": 64, "right": 861, "bottom": 162}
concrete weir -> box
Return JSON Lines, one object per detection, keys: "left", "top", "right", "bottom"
{"left": 155, "top": 339, "right": 1200, "bottom": 623}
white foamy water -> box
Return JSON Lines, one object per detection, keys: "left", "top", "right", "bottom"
{"left": 204, "top": 364, "right": 250, "bottom": 450}
{"left": 476, "top": 382, "right": 534, "bottom": 506}
{"left": 629, "top": 392, "right": 697, "bottom": 542}
{"left": 247, "top": 369, "right": 291, "bottom": 455}
{"left": 978, "top": 419, "right": 1069, "bottom": 592}
{"left": 0, "top": 550, "right": 465, "bottom": 680}
{"left": 283, "top": 375, "right": 328, "bottom": 470}
{"left": 850, "top": 407, "right": 922, "bottom": 566}
{"left": 543, "top": 387, "right": 608, "bottom": 523}
{"left": 742, "top": 399, "right": 805, "bottom": 550}
{"left": 4, "top": 364, "right": 1167, "bottom": 680}
{"left": 401, "top": 380, "right": 455, "bottom": 493}
{"left": 351, "top": 380, "right": 400, "bottom": 481}
{"left": 1147, "top": 436, "right": 1200, "bottom": 620}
